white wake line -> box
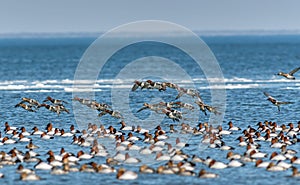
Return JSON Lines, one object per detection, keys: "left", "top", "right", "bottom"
{"left": 1, "top": 77, "right": 300, "bottom": 86}
{"left": 0, "top": 83, "right": 297, "bottom": 92}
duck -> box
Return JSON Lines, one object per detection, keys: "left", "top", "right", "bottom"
{"left": 23, "top": 151, "right": 40, "bottom": 163}
{"left": 192, "top": 155, "right": 204, "bottom": 163}
{"left": 77, "top": 150, "right": 93, "bottom": 160}
{"left": 228, "top": 159, "right": 245, "bottom": 167}
{"left": 34, "top": 159, "right": 53, "bottom": 170}
{"left": 126, "top": 143, "right": 141, "bottom": 151}
{"left": 228, "top": 121, "right": 241, "bottom": 131}
{"left": 60, "top": 129, "right": 73, "bottom": 137}
{"left": 178, "top": 167, "right": 196, "bottom": 176}
{"left": 175, "top": 138, "right": 189, "bottom": 148}
{"left": 18, "top": 97, "right": 40, "bottom": 107}
{"left": 98, "top": 109, "right": 123, "bottom": 119}
{"left": 31, "top": 127, "right": 43, "bottom": 135}
{"left": 155, "top": 152, "right": 171, "bottom": 161}
{"left": 51, "top": 167, "right": 68, "bottom": 175}
{"left": 263, "top": 92, "right": 293, "bottom": 112}
{"left": 156, "top": 166, "right": 175, "bottom": 174}
{"left": 198, "top": 169, "right": 219, "bottom": 178}
{"left": 43, "top": 96, "right": 68, "bottom": 105}
{"left": 20, "top": 172, "right": 41, "bottom": 181}
{"left": 116, "top": 168, "right": 138, "bottom": 180}
{"left": 16, "top": 164, "right": 34, "bottom": 174}
{"left": 218, "top": 126, "right": 232, "bottom": 135}
{"left": 276, "top": 67, "right": 300, "bottom": 80}
{"left": 18, "top": 133, "right": 31, "bottom": 142}
{"left": 290, "top": 156, "right": 300, "bottom": 164}
{"left": 249, "top": 150, "right": 267, "bottom": 159}
{"left": 124, "top": 153, "right": 141, "bottom": 164}
{"left": 26, "top": 141, "right": 39, "bottom": 149}
{"left": 2, "top": 137, "right": 16, "bottom": 144}
{"left": 113, "top": 152, "right": 126, "bottom": 162}
{"left": 47, "top": 150, "right": 62, "bottom": 161}
{"left": 97, "top": 164, "right": 116, "bottom": 174}
{"left": 270, "top": 152, "right": 286, "bottom": 161}
{"left": 47, "top": 156, "right": 63, "bottom": 167}
{"left": 136, "top": 102, "right": 163, "bottom": 113}
{"left": 139, "top": 147, "right": 152, "bottom": 155}
{"left": 131, "top": 80, "right": 150, "bottom": 91}
{"left": 139, "top": 165, "right": 155, "bottom": 174}
{"left": 40, "top": 132, "right": 54, "bottom": 139}
{"left": 255, "top": 159, "right": 270, "bottom": 168}
{"left": 227, "top": 151, "right": 242, "bottom": 160}
{"left": 277, "top": 160, "right": 292, "bottom": 169}
{"left": 208, "top": 160, "right": 228, "bottom": 169}
{"left": 266, "top": 162, "right": 287, "bottom": 171}
{"left": 79, "top": 164, "right": 96, "bottom": 173}
{"left": 20, "top": 127, "right": 31, "bottom": 136}
{"left": 291, "top": 167, "right": 300, "bottom": 177}
{"left": 15, "top": 103, "right": 36, "bottom": 112}
{"left": 176, "top": 87, "right": 201, "bottom": 99}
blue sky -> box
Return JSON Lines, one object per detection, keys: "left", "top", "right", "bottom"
{"left": 0, "top": 0, "right": 300, "bottom": 33}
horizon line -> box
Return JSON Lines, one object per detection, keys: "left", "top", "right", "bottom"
{"left": 1, "top": 29, "right": 300, "bottom": 38}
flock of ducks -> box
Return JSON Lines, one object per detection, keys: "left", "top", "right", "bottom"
{"left": 15, "top": 96, "right": 69, "bottom": 115}
{"left": 4, "top": 66, "right": 300, "bottom": 181}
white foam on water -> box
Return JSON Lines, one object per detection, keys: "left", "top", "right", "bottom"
{"left": 0, "top": 77, "right": 298, "bottom": 92}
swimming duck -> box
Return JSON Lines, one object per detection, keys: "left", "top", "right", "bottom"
{"left": 198, "top": 169, "right": 219, "bottom": 178}
{"left": 139, "top": 165, "right": 155, "bottom": 174}
{"left": 124, "top": 153, "right": 141, "bottom": 164}
{"left": 20, "top": 172, "right": 40, "bottom": 181}
{"left": 266, "top": 162, "right": 287, "bottom": 171}
{"left": 116, "top": 168, "right": 138, "bottom": 180}
{"left": 34, "top": 159, "right": 53, "bottom": 170}
{"left": 208, "top": 159, "right": 228, "bottom": 169}
{"left": 276, "top": 67, "right": 300, "bottom": 80}
{"left": 291, "top": 167, "right": 300, "bottom": 177}
{"left": 255, "top": 159, "right": 270, "bottom": 168}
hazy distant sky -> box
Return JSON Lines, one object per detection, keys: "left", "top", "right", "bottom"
{"left": 0, "top": 0, "right": 300, "bottom": 33}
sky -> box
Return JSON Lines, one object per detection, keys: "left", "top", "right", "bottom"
{"left": 0, "top": 0, "right": 300, "bottom": 34}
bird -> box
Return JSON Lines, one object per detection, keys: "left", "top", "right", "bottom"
{"left": 263, "top": 92, "right": 293, "bottom": 112}
{"left": 276, "top": 67, "right": 300, "bottom": 80}
{"left": 15, "top": 103, "right": 36, "bottom": 112}
{"left": 17, "top": 97, "right": 40, "bottom": 107}
{"left": 43, "top": 96, "right": 68, "bottom": 105}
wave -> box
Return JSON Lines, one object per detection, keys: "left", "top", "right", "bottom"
{"left": 0, "top": 77, "right": 298, "bottom": 92}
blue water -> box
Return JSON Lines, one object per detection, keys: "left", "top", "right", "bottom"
{"left": 0, "top": 34, "right": 300, "bottom": 184}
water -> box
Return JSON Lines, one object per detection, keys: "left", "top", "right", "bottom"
{"left": 0, "top": 34, "right": 300, "bottom": 184}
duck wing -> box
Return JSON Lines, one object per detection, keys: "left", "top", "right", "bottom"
{"left": 277, "top": 101, "right": 294, "bottom": 105}
{"left": 131, "top": 83, "right": 139, "bottom": 91}
{"left": 137, "top": 106, "right": 148, "bottom": 113}
{"left": 289, "top": 67, "right": 300, "bottom": 75}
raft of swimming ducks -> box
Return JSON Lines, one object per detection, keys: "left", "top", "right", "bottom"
{"left": 1, "top": 119, "right": 300, "bottom": 181}
{"left": 5, "top": 68, "right": 300, "bottom": 181}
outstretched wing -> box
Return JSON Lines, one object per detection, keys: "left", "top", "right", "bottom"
{"left": 131, "top": 83, "right": 139, "bottom": 91}
{"left": 263, "top": 92, "right": 278, "bottom": 101}
{"left": 289, "top": 67, "right": 300, "bottom": 75}
{"left": 175, "top": 91, "right": 184, "bottom": 99}
{"left": 263, "top": 92, "right": 272, "bottom": 98}
{"left": 277, "top": 101, "right": 294, "bottom": 105}
{"left": 98, "top": 111, "right": 107, "bottom": 117}
{"left": 137, "top": 106, "right": 148, "bottom": 113}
